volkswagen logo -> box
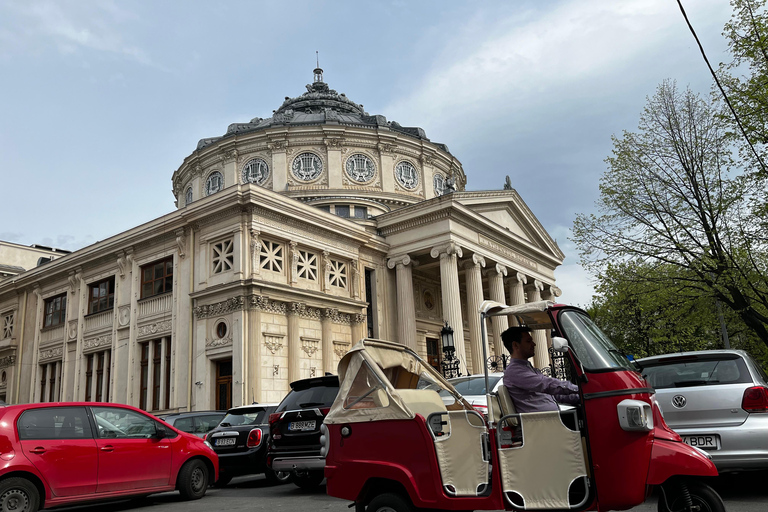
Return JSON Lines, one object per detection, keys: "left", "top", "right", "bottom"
{"left": 672, "top": 395, "right": 687, "bottom": 408}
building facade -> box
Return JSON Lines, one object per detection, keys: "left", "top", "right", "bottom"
{"left": 0, "top": 69, "right": 563, "bottom": 412}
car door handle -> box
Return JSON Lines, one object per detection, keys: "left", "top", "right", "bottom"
{"left": 100, "top": 446, "right": 114, "bottom": 452}
{"left": 29, "top": 447, "right": 46, "bottom": 454}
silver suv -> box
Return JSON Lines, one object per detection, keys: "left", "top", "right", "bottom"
{"left": 638, "top": 349, "right": 768, "bottom": 472}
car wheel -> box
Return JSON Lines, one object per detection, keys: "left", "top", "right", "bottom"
{"left": 0, "top": 477, "right": 40, "bottom": 512}
{"left": 264, "top": 469, "right": 291, "bottom": 485}
{"left": 658, "top": 480, "right": 725, "bottom": 512}
{"left": 366, "top": 492, "right": 414, "bottom": 512}
{"left": 177, "top": 459, "right": 209, "bottom": 500}
{"left": 213, "top": 474, "right": 232, "bottom": 488}
{"left": 290, "top": 470, "right": 324, "bottom": 489}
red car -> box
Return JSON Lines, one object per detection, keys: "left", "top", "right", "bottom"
{"left": 0, "top": 402, "right": 218, "bottom": 512}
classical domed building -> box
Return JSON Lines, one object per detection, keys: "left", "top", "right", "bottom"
{"left": 0, "top": 69, "right": 563, "bottom": 411}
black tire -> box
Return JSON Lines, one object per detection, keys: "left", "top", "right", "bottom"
{"left": 264, "top": 468, "right": 292, "bottom": 485}
{"left": 291, "top": 470, "right": 324, "bottom": 490}
{"left": 213, "top": 474, "right": 232, "bottom": 488}
{"left": 658, "top": 480, "right": 725, "bottom": 512}
{"left": 0, "top": 477, "right": 40, "bottom": 512}
{"left": 366, "top": 492, "right": 414, "bottom": 512}
{"left": 177, "top": 459, "right": 209, "bottom": 500}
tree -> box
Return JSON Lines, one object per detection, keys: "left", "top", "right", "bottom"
{"left": 573, "top": 81, "right": 768, "bottom": 348}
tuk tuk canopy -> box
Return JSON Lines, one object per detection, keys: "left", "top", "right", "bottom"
{"left": 480, "top": 300, "right": 554, "bottom": 330}
{"left": 325, "top": 338, "right": 472, "bottom": 425}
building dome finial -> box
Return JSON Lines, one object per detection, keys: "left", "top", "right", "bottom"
{"left": 314, "top": 51, "right": 323, "bottom": 83}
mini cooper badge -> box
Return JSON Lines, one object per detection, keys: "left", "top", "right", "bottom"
{"left": 671, "top": 395, "right": 687, "bottom": 408}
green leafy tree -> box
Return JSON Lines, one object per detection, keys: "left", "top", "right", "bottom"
{"left": 573, "top": 81, "right": 768, "bottom": 347}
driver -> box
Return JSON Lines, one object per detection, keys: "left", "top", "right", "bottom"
{"left": 502, "top": 326, "right": 580, "bottom": 413}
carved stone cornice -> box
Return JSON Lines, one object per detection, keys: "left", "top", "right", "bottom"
{"left": 251, "top": 206, "right": 357, "bottom": 253}
{"left": 378, "top": 210, "right": 451, "bottom": 236}
{"left": 323, "top": 137, "right": 345, "bottom": 149}
{"left": 377, "top": 143, "right": 397, "bottom": 155}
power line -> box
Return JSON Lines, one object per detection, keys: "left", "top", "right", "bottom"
{"left": 676, "top": 0, "right": 768, "bottom": 174}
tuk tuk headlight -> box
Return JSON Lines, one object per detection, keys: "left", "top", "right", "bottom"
{"left": 617, "top": 399, "right": 654, "bottom": 431}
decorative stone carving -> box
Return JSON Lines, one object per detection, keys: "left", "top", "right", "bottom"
{"left": 267, "top": 139, "right": 287, "bottom": 152}
{"left": 0, "top": 355, "right": 16, "bottom": 369}
{"left": 288, "top": 302, "right": 321, "bottom": 320}
{"left": 322, "top": 251, "right": 332, "bottom": 292}
{"left": 430, "top": 242, "right": 463, "bottom": 259}
{"left": 117, "top": 251, "right": 128, "bottom": 278}
{"left": 324, "top": 137, "right": 344, "bottom": 148}
{"left": 39, "top": 347, "right": 63, "bottom": 361}
{"left": 68, "top": 270, "right": 81, "bottom": 295}
{"left": 290, "top": 241, "right": 299, "bottom": 284}
{"left": 83, "top": 334, "right": 112, "bottom": 351}
{"left": 323, "top": 308, "right": 340, "bottom": 322}
{"left": 377, "top": 143, "right": 397, "bottom": 154}
{"left": 333, "top": 340, "right": 350, "bottom": 358}
{"left": 477, "top": 234, "right": 539, "bottom": 271}
{"left": 300, "top": 337, "right": 320, "bottom": 357}
{"left": 206, "top": 336, "right": 232, "bottom": 348}
{"left": 350, "top": 260, "right": 360, "bottom": 299}
{"left": 263, "top": 333, "right": 285, "bottom": 354}
{"left": 249, "top": 229, "right": 261, "bottom": 276}
{"left": 250, "top": 295, "right": 286, "bottom": 314}
{"left": 137, "top": 320, "right": 172, "bottom": 338}
{"left": 353, "top": 313, "right": 366, "bottom": 324}
{"left": 68, "top": 320, "right": 78, "bottom": 340}
{"left": 193, "top": 296, "right": 246, "bottom": 319}
{"left": 118, "top": 305, "right": 130, "bottom": 327}
{"left": 176, "top": 228, "right": 186, "bottom": 259}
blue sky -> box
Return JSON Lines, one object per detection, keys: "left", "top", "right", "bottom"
{"left": 0, "top": 0, "right": 733, "bottom": 306}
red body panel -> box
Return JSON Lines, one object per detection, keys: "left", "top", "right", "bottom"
{"left": 20, "top": 438, "right": 98, "bottom": 496}
{"left": 646, "top": 439, "right": 718, "bottom": 485}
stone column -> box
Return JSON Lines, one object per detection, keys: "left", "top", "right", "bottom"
{"left": 507, "top": 272, "right": 527, "bottom": 327}
{"left": 486, "top": 264, "right": 509, "bottom": 360}
{"left": 247, "top": 302, "right": 262, "bottom": 403}
{"left": 526, "top": 280, "right": 549, "bottom": 368}
{"left": 386, "top": 255, "right": 418, "bottom": 350}
{"left": 288, "top": 303, "right": 302, "bottom": 384}
{"left": 461, "top": 254, "right": 486, "bottom": 375}
{"left": 352, "top": 313, "right": 366, "bottom": 347}
{"left": 430, "top": 243, "right": 467, "bottom": 376}
{"left": 159, "top": 337, "right": 168, "bottom": 409}
{"left": 321, "top": 308, "right": 336, "bottom": 375}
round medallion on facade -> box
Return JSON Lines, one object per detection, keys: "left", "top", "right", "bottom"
{"left": 204, "top": 171, "right": 224, "bottom": 196}
{"left": 242, "top": 157, "right": 270, "bottom": 185}
{"left": 395, "top": 161, "right": 419, "bottom": 190}
{"left": 185, "top": 187, "right": 193, "bottom": 205}
{"left": 345, "top": 154, "right": 376, "bottom": 183}
{"left": 424, "top": 290, "right": 435, "bottom": 310}
{"left": 433, "top": 173, "right": 446, "bottom": 196}
{"left": 292, "top": 152, "right": 323, "bottom": 181}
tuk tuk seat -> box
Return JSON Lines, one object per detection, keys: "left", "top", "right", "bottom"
{"left": 495, "top": 384, "right": 519, "bottom": 427}
{"left": 397, "top": 388, "right": 447, "bottom": 419}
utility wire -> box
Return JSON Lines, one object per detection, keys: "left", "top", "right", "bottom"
{"left": 676, "top": 0, "right": 768, "bottom": 174}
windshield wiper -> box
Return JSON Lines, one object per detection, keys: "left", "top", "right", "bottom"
{"left": 298, "top": 402, "right": 325, "bottom": 408}
{"left": 674, "top": 380, "right": 715, "bottom": 388}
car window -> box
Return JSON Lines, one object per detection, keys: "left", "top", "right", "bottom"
{"left": 221, "top": 408, "right": 269, "bottom": 426}
{"left": 450, "top": 376, "right": 502, "bottom": 396}
{"left": 276, "top": 385, "right": 339, "bottom": 412}
{"left": 91, "top": 407, "right": 160, "bottom": 439}
{"left": 195, "top": 414, "right": 225, "bottom": 432}
{"left": 18, "top": 407, "right": 93, "bottom": 440}
{"left": 643, "top": 358, "right": 752, "bottom": 389}
{"left": 173, "top": 417, "right": 195, "bottom": 433}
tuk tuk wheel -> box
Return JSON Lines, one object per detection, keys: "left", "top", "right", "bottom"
{"left": 366, "top": 492, "right": 414, "bottom": 512}
{"left": 291, "top": 470, "right": 324, "bottom": 490}
{"left": 658, "top": 480, "right": 725, "bottom": 512}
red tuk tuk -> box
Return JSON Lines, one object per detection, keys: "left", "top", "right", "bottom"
{"left": 323, "top": 301, "right": 724, "bottom": 512}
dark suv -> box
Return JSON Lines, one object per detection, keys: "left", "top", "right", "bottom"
{"left": 205, "top": 403, "right": 287, "bottom": 486}
{"left": 267, "top": 374, "right": 340, "bottom": 489}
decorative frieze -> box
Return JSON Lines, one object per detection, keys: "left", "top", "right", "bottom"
{"left": 478, "top": 234, "right": 539, "bottom": 271}
{"left": 206, "top": 336, "right": 232, "bottom": 349}
{"left": 263, "top": 333, "right": 285, "bottom": 354}
{"left": 137, "top": 320, "right": 172, "bottom": 338}
{"left": 289, "top": 302, "right": 322, "bottom": 320}
{"left": 39, "top": 347, "right": 63, "bottom": 362}
{"left": 83, "top": 334, "right": 112, "bottom": 352}
{"left": 193, "top": 296, "right": 246, "bottom": 319}
{"left": 0, "top": 355, "right": 16, "bottom": 369}
{"left": 250, "top": 295, "right": 286, "bottom": 314}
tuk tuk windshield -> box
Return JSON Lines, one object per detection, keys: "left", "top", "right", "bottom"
{"left": 559, "top": 310, "right": 636, "bottom": 371}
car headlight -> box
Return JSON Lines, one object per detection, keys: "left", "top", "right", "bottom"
{"left": 617, "top": 399, "right": 654, "bottom": 431}
{"left": 204, "top": 440, "right": 214, "bottom": 451}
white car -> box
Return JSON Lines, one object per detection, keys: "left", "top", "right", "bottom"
{"left": 446, "top": 373, "right": 505, "bottom": 416}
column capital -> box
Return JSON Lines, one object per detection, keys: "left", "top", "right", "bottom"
{"left": 484, "top": 263, "right": 507, "bottom": 278}
{"left": 387, "top": 254, "right": 418, "bottom": 269}
{"left": 430, "top": 242, "right": 463, "bottom": 259}
{"left": 461, "top": 253, "right": 486, "bottom": 270}
{"left": 542, "top": 284, "right": 562, "bottom": 299}
{"left": 526, "top": 279, "right": 544, "bottom": 292}
{"left": 515, "top": 272, "right": 528, "bottom": 285}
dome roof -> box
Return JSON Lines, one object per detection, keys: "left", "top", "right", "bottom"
{"left": 195, "top": 68, "right": 451, "bottom": 156}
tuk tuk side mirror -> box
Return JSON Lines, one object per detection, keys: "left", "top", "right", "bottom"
{"left": 552, "top": 337, "right": 569, "bottom": 353}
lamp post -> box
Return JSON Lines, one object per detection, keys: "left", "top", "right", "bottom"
{"left": 440, "top": 322, "right": 461, "bottom": 379}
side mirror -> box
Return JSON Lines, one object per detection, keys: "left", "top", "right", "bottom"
{"left": 552, "top": 337, "right": 569, "bottom": 353}
{"left": 153, "top": 426, "right": 169, "bottom": 439}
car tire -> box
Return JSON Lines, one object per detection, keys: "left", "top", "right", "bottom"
{"left": 366, "top": 492, "right": 414, "bottom": 512}
{"left": 177, "top": 459, "right": 209, "bottom": 500}
{"left": 213, "top": 474, "right": 232, "bottom": 488}
{"left": 658, "top": 480, "right": 724, "bottom": 512}
{"left": 265, "top": 469, "right": 292, "bottom": 485}
{"left": 0, "top": 477, "right": 40, "bottom": 512}
{"left": 291, "top": 470, "right": 324, "bottom": 489}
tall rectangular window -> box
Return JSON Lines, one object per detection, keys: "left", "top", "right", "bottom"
{"left": 84, "top": 351, "right": 110, "bottom": 402}
{"left": 85, "top": 355, "right": 93, "bottom": 402}
{"left": 140, "top": 343, "right": 149, "bottom": 410}
{"left": 88, "top": 277, "right": 115, "bottom": 314}
{"left": 152, "top": 342, "right": 161, "bottom": 410}
{"left": 43, "top": 294, "right": 67, "bottom": 328}
{"left": 39, "top": 362, "right": 61, "bottom": 402}
{"left": 141, "top": 257, "right": 173, "bottom": 298}
{"left": 365, "top": 268, "right": 375, "bottom": 338}
{"left": 139, "top": 338, "right": 172, "bottom": 412}
{"left": 95, "top": 353, "right": 104, "bottom": 402}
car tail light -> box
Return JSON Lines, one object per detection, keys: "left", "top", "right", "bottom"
{"left": 247, "top": 428, "right": 263, "bottom": 448}
{"left": 202, "top": 433, "right": 207, "bottom": 441}
{"left": 742, "top": 386, "right": 768, "bottom": 412}
{"left": 320, "top": 407, "right": 331, "bottom": 417}
{"left": 269, "top": 413, "right": 281, "bottom": 426}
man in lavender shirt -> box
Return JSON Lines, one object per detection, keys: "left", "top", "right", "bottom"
{"left": 502, "top": 326, "right": 580, "bottom": 413}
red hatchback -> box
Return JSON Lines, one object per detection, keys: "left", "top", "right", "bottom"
{"left": 0, "top": 402, "right": 218, "bottom": 512}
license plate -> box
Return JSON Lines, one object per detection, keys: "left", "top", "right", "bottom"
{"left": 289, "top": 420, "right": 316, "bottom": 431}
{"left": 215, "top": 438, "right": 236, "bottom": 446}
{"left": 682, "top": 435, "right": 718, "bottom": 450}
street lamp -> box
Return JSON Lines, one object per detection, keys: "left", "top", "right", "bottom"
{"left": 440, "top": 322, "right": 461, "bottom": 378}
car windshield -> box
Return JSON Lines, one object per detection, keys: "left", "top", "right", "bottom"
{"left": 642, "top": 357, "right": 751, "bottom": 389}
{"left": 449, "top": 376, "right": 502, "bottom": 396}
{"left": 559, "top": 310, "right": 636, "bottom": 372}
{"left": 220, "top": 407, "right": 271, "bottom": 426}
{"left": 276, "top": 385, "right": 338, "bottom": 412}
